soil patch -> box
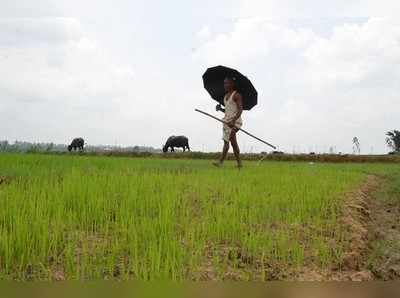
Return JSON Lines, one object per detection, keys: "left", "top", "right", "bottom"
{"left": 298, "top": 174, "right": 400, "bottom": 281}
{"left": 295, "top": 176, "right": 379, "bottom": 280}
{"left": 366, "top": 178, "right": 400, "bottom": 280}
{"left": 0, "top": 176, "right": 11, "bottom": 186}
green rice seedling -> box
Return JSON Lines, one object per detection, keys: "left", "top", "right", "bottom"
{"left": 0, "top": 153, "right": 399, "bottom": 280}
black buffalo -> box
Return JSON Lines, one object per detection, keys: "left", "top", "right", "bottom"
{"left": 272, "top": 151, "right": 284, "bottom": 155}
{"left": 163, "top": 136, "right": 190, "bottom": 153}
{"left": 68, "top": 138, "right": 85, "bottom": 152}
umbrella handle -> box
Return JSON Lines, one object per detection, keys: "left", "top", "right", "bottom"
{"left": 216, "top": 104, "right": 225, "bottom": 113}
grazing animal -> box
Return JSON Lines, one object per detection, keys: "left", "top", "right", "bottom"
{"left": 163, "top": 136, "right": 190, "bottom": 153}
{"left": 272, "top": 151, "right": 284, "bottom": 155}
{"left": 68, "top": 138, "right": 85, "bottom": 152}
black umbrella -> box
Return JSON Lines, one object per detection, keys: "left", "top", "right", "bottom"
{"left": 202, "top": 65, "right": 258, "bottom": 111}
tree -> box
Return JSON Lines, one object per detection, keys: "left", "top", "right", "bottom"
{"left": 386, "top": 130, "right": 400, "bottom": 152}
{"left": 46, "top": 143, "right": 54, "bottom": 152}
{"left": 0, "top": 140, "right": 8, "bottom": 152}
{"left": 352, "top": 137, "right": 360, "bottom": 155}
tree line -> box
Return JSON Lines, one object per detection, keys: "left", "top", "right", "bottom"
{"left": 1, "top": 130, "right": 399, "bottom": 154}
{"left": 0, "top": 140, "right": 161, "bottom": 153}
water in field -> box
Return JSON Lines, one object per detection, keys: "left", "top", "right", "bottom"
{"left": 0, "top": 153, "right": 397, "bottom": 280}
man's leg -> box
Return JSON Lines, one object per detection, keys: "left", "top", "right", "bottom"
{"left": 213, "top": 141, "right": 229, "bottom": 167}
{"left": 230, "top": 131, "right": 242, "bottom": 168}
{"left": 220, "top": 141, "right": 230, "bottom": 163}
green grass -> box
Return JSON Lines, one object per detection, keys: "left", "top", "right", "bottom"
{"left": 0, "top": 153, "right": 399, "bottom": 280}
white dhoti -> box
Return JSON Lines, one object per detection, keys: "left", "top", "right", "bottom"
{"left": 222, "top": 120, "right": 242, "bottom": 142}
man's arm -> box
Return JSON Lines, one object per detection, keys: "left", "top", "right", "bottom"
{"left": 232, "top": 93, "right": 243, "bottom": 123}
{"left": 233, "top": 93, "right": 243, "bottom": 120}
{"left": 227, "top": 93, "right": 243, "bottom": 127}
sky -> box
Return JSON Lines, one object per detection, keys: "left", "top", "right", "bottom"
{"left": 0, "top": 0, "right": 399, "bottom": 153}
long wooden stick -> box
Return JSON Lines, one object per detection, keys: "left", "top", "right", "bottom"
{"left": 195, "top": 108, "right": 277, "bottom": 149}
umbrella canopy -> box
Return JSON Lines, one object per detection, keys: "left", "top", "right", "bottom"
{"left": 202, "top": 65, "right": 258, "bottom": 111}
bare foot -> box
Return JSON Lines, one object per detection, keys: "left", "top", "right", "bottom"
{"left": 212, "top": 161, "right": 222, "bottom": 167}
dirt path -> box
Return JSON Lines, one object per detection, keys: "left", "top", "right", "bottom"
{"left": 298, "top": 174, "right": 400, "bottom": 281}
{"left": 366, "top": 177, "right": 400, "bottom": 280}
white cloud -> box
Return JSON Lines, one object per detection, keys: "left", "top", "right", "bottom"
{"left": 304, "top": 18, "right": 400, "bottom": 87}
{"left": 196, "top": 25, "right": 211, "bottom": 40}
{"left": 194, "top": 18, "right": 318, "bottom": 66}
{"left": 237, "top": 0, "right": 400, "bottom": 19}
{"left": 0, "top": 18, "right": 134, "bottom": 105}
{"left": 0, "top": 17, "right": 138, "bottom": 144}
{"left": 0, "top": 17, "right": 82, "bottom": 46}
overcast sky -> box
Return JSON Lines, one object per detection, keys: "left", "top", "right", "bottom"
{"left": 1, "top": 1, "right": 399, "bottom": 153}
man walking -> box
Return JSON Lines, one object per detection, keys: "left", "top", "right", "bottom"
{"left": 213, "top": 77, "right": 243, "bottom": 168}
